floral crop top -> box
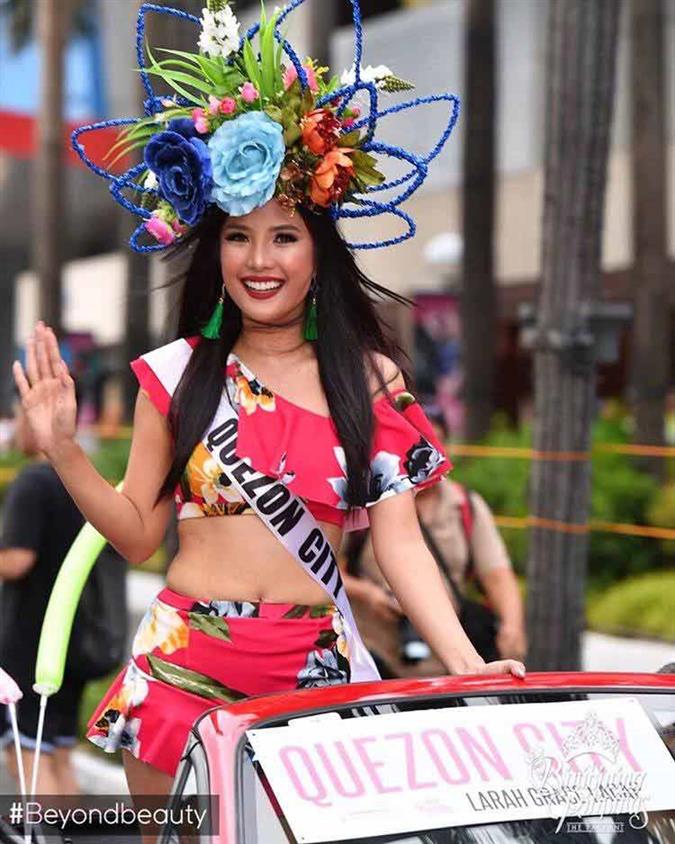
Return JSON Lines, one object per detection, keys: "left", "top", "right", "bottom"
{"left": 131, "top": 337, "right": 451, "bottom": 531}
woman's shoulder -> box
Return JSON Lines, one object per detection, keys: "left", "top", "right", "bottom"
{"left": 366, "top": 351, "right": 406, "bottom": 399}
{"left": 130, "top": 336, "right": 200, "bottom": 415}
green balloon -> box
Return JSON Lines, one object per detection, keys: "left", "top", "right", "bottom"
{"left": 34, "top": 483, "right": 123, "bottom": 696}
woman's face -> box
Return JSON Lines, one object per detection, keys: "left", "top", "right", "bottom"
{"left": 219, "top": 199, "right": 315, "bottom": 327}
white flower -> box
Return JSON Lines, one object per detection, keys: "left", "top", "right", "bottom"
{"left": 198, "top": 5, "right": 240, "bottom": 59}
{"left": 340, "top": 63, "right": 394, "bottom": 88}
{"left": 144, "top": 170, "right": 158, "bottom": 190}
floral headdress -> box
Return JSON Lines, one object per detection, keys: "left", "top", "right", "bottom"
{"left": 72, "top": 0, "right": 460, "bottom": 253}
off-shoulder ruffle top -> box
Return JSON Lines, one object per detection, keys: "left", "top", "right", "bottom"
{"left": 131, "top": 337, "right": 451, "bottom": 531}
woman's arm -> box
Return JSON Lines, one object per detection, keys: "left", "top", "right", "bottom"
{"left": 14, "top": 323, "right": 173, "bottom": 565}
{"left": 369, "top": 489, "right": 526, "bottom": 677}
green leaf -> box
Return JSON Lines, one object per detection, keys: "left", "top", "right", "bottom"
{"left": 242, "top": 38, "right": 262, "bottom": 89}
{"left": 351, "top": 149, "right": 385, "bottom": 184}
{"left": 143, "top": 42, "right": 208, "bottom": 105}
{"left": 188, "top": 612, "right": 232, "bottom": 642}
{"left": 155, "top": 47, "right": 204, "bottom": 69}
{"left": 301, "top": 86, "right": 315, "bottom": 113}
{"left": 106, "top": 137, "right": 153, "bottom": 168}
{"left": 356, "top": 170, "right": 385, "bottom": 188}
{"left": 283, "top": 123, "right": 301, "bottom": 146}
{"left": 143, "top": 65, "right": 215, "bottom": 96}
{"left": 260, "top": 27, "right": 276, "bottom": 98}
{"left": 157, "top": 49, "right": 236, "bottom": 88}
{"left": 146, "top": 654, "right": 246, "bottom": 702}
{"left": 264, "top": 105, "right": 283, "bottom": 123}
{"left": 152, "top": 57, "right": 212, "bottom": 81}
{"left": 309, "top": 605, "right": 333, "bottom": 618}
{"left": 274, "top": 42, "right": 285, "bottom": 91}
{"left": 282, "top": 605, "right": 309, "bottom": 619}
{"left": 105, "top": 127, "right": 152, "bottom": 161}
{"left": 338, "top": 130, "right": 360, "bottom": 148}
{"left": 322, "top": 74, "right": 340, "bottom": 95}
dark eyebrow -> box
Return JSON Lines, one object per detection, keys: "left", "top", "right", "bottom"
{"left": 223, "top": 223, "right": 302, "bottom": 233}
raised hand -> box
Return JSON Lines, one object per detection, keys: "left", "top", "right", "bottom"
{"left": 12, "top": 322, "right": 78, "bottom": 458}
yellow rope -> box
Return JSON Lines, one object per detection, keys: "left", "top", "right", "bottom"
{"left": 494, "top": 515, "right": 675, "bottom": 541}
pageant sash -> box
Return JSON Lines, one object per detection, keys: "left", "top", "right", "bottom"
{"left": 141, "top": 339, "right": 381, "bottom": 683}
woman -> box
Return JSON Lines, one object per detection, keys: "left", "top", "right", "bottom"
{"left": 345, "top": 411, "right": 527, "bottom": 675}
{"left": 12, "top": 0, "right": 526, "bottom": 813}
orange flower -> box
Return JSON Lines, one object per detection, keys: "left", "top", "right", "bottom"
{"left": 310, "top": 148, "right": 355, "bottom": 206}
{"left": 301, "top": 108, "right": 341, "bottom": 155}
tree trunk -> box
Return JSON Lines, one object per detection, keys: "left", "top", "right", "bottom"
{"left": 33, "top": 0, "right": 69, "bottom": 334}
{"left": 628, "top": 0, "right": 670, "bottom": 480}
{"left": 460, "top": 0, "right": 496, "bottom": 442}
{"left": 527, "top": 0, "right": 619, "bottom": 671}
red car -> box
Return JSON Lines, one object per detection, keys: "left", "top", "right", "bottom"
{"left": 158, "top": 671, "right": 675, "bottom": 843}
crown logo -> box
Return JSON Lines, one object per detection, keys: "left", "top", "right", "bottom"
{"left": 560, "top": 711, "right": 621, "bottom": 764}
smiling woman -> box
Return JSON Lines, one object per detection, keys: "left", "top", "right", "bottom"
{"left": 12, "top": 0, "right": 524, "bottom": 834}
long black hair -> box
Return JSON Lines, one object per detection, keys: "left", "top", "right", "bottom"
{"left": 158, "top": 205, "right": 411, "bottom": 508}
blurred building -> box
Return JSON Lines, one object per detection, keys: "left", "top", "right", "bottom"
{"left": 1, "top": 0, "right": 673, "bottom": 419}
{"left": 332, "top": 0, "right": 675, "bottom": 419}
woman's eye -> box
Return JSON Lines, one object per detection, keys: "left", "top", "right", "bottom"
{"left": 275, "top": 232, "right": 297, "bottom": 243}
{"left": 224, "top": 232, "right": 246, "bottom": 242}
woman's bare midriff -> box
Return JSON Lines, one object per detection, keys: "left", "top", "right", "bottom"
{"left": 165, "top": 513, "right": 343, "bottom": 604}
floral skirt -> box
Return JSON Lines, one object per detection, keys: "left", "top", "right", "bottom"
{"left": 86, "top": 587, "right": 350, "bottom": 777}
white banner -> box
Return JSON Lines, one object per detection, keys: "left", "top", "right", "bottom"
{"left": 247, "top": 697, "right": 675, "bottom": 843}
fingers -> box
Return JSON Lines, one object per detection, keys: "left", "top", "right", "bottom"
{"left": 482, "top": 659, "right": 526, "bottom": 678}
{"left": 502, "top": 659, "right": 526, "bottom": 678}
{"left": 35, "top": 323, "right": 57, "bottom": 380}
{"left": 12, "top": 361, "right": 30, "bottom": 401}
{"left": 20, "top": 322, "right": 60, "bottom": 388}
{"left": 43, "top": 324, "right": 63, "bottom": 380}
{"left": 25, "top": 335, "right": 39, "bottom": 387}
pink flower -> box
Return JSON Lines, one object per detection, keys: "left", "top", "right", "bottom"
{"left": 171, "top": 218, "right": 188, "bottom": 236}
{"left": 350, "top": 106, "right": 361, "bottom": 118}
{"left": 145, "top": 215, "right": 176, "bottom": 246}
{"left": 192, "top": 108, "right": 209, "bottom": 134}
{"left": 208, "top": 96, "right": 221, "bottom": 115}
{"left": 283, "top": 63, "right": 318, "bottom": 93}
{"left": 219, "top": 96, "right": 237, "bottom": 115}
{"left": 342, "top": 117, "right": 355, "bottom": 129}
{"left": 240, "top": 82, "right": 259, "bottom": 103}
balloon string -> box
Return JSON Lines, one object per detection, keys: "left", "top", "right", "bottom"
{"left": 26, "top": 694, "right": 48, "bottom": 842}
{"left": 8, "top": 704, "right": 27, "bottom": 800}
{"left": 8, "top": 702, "right": 31, "bottom": 843}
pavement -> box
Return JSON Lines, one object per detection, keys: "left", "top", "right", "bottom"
{"left": 1, "top": 570, "right": 673, "bottom": 801}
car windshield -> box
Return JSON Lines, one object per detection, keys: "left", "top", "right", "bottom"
{"left": 238, "top": 688, "right": 675, "bottom": 844}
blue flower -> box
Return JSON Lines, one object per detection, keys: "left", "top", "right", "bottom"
{"left": 166, "top": 117, "right": 199, "bottom": 139}
{"left": 208, "top": 111, "right": 285, "bottom": 216}
{"left": 144, "top": 128, "right": 212, "bottom": 226}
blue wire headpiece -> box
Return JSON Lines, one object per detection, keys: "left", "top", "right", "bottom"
{"left": 72, "top": 0, "right": 460, "bottom": 253}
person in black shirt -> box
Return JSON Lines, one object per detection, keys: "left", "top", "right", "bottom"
{"left": 0, "top": 401, "right": 85, "bottom": 794}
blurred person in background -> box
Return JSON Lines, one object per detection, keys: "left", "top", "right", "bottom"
{"left": 0, "top": 394, "right": 85, "bottom": 795}
{"left": 343, "top": 407, "right": 526, "bottom": 676}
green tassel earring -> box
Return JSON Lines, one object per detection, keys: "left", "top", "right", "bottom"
{"left": 303, "top": 288, "right": 318, "bottom": 341}
{"left": 201, "top": 288, "right": 224, "bottom": 340}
